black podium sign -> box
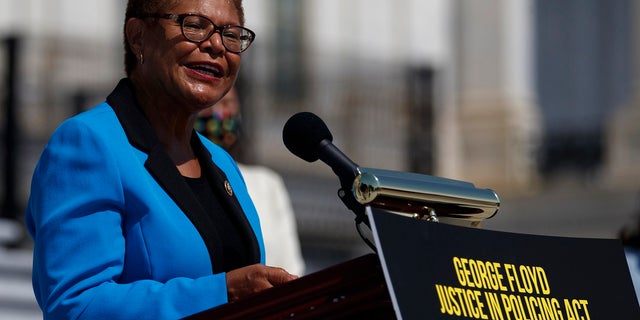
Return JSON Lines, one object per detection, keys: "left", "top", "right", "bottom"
{"left": 367, "top": 207, "right": 640, "bottom": 320}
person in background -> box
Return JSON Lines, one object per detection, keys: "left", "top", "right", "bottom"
{"left": 619, "top": 202, "right": 640, "bottom": 304}
{"left": 25, "top": 0, "right": 297, "bottom": 319}
{"left": 196, "top": 86, "right": 306, "bottom": 276}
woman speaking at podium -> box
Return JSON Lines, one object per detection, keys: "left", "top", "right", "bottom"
{"left": 25, "top": 0, "right": 297, "bottom": 318}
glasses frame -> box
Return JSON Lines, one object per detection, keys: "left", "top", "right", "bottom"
{"left": 143, "top": 13, "right": 256, "bottom": 53}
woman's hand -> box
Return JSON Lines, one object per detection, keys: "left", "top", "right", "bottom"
{"left": 226, "top": 264, "right": 299, "bottom": 302}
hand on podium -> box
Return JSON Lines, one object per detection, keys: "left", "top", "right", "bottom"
{"left": 226, "top": 264, "right": 299, "bottom": 302}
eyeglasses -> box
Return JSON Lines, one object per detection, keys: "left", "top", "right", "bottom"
{"left": 144, "top": 13, "right": 256, "bottom": 53}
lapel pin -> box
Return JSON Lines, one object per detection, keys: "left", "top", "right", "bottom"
{"left": 224, "top": 180, "right": 233, "bottom": 196}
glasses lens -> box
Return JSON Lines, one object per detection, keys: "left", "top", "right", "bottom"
{"left": 222, "top": 27, "right": 253, "bottom": 52}
{"left": 181, "top": 15, "right": 213, "bottom": 42}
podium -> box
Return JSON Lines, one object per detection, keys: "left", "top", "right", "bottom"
{"left": 187, "top": 207, "right": 640, "bottom": 319}
{"left": 185, "top": 253, "right": 394, "bottom": 319}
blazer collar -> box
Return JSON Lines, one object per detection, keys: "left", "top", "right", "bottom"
{"left": 106, "top": 78, "right": 260, "bottom": 272}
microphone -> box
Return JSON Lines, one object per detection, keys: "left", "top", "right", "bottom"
{"left": 283, "top": 112, "right": 367, "bottom": 225}
{"left": 282, "top": 112, "right": 360, "bottom": 187}
{"left": 282, "top": 112, "right": 500, "bottom": 224}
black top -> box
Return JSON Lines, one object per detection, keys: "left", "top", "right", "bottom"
{"left": 185, "top": 175, "right": 248, "bottom": 272}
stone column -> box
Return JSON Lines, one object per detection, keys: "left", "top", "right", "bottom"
{"left": 448, "top": 0, "right": 540, "bottom": 194}
{"left": 605, "top": 1, "right": 640, "bottom": 188}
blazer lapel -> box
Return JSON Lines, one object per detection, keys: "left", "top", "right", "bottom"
{"left": 106, "top": 79, "right": 226, "bottom": 272}
{"left": 144, "top": 144, "right": 226, "bottom": 272}
{"left": 192, "top": 135, "right": 261, "bottom": 265}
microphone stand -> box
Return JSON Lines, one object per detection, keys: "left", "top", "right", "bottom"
{"left": 314, "top": 140, "right": 378, "bottom": 252}
{"left": 327, "top": 162, "right": 377, "bottom": 253}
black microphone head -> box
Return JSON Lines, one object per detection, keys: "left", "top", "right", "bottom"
{"left": 282, "top": 112, "right": 333, "bottom": 162}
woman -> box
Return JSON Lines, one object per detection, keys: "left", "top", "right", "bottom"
{"left": 25, "top": 0, "right": 297, "bottom": 319}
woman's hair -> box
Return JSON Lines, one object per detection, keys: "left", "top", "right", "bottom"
{"left": 123, "top": 0, "right": 246, "bottom": 76}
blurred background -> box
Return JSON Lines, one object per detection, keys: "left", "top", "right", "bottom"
{"left": 1, "top": 0, "right": 640, "bottom": 318}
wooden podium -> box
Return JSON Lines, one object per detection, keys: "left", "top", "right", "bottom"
{"left": 185, "top": 253, "right": 395, "bottom": 319}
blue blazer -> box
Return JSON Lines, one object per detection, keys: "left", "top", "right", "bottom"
{"left": 26, "top": 79, "right": 265, "bottom": 319}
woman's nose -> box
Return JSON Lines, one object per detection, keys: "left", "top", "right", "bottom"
{"left": 200, "top": 31, "right": 226, "bottom": 54}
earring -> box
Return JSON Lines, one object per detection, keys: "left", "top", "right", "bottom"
{"left": 139, "top": 52, "right": 144, "bottom": 65}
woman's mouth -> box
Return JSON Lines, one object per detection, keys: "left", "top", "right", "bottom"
{"left": 186, "top": 64, "right": 223, "bottom": 78}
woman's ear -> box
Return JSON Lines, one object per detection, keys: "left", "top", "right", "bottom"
{"left": 125, "top": 17, "right": 145, "bottom": 56}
